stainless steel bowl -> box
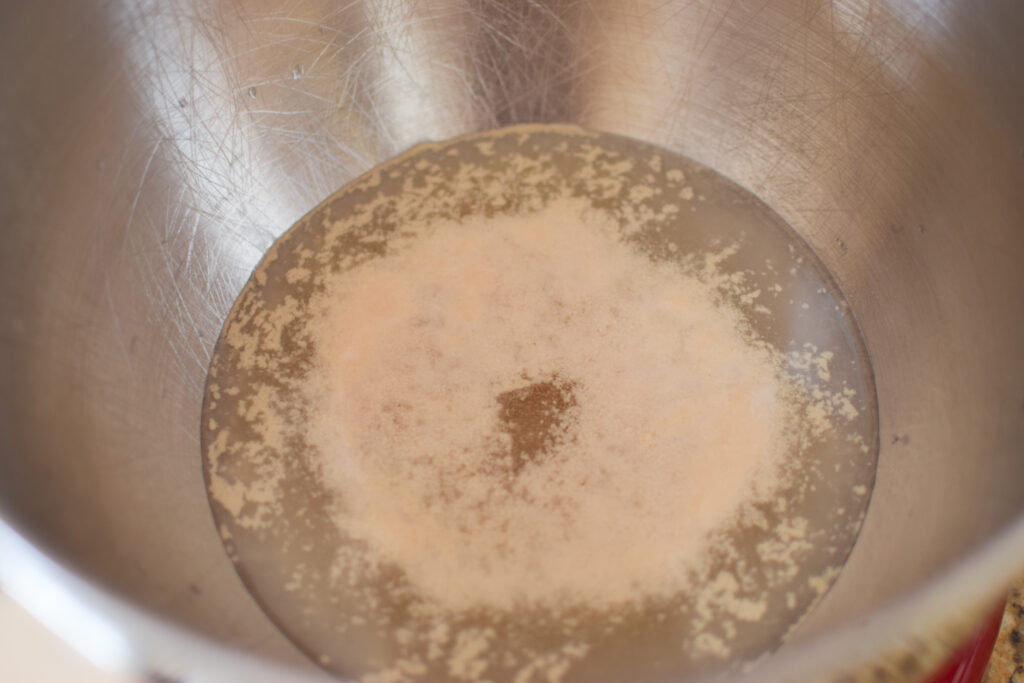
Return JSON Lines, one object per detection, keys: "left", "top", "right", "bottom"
{"left": 2, "top": 1, "right": 1023, "bottom": 681}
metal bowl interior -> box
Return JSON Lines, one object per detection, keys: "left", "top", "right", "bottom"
{"left": 1, "top": 1, "right": 1023, "bottom": 681}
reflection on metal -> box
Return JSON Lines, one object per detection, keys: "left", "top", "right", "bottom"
{"left": 1, "top": 1, "right": 1024, "bottom": 681}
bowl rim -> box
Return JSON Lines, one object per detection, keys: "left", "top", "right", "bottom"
{"left": 2, "top": 509, "right": 1023, "bottom": 682}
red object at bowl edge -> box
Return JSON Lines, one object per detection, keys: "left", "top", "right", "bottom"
{"left": 922, "top": 606, "right": 1004, "bottom": 683}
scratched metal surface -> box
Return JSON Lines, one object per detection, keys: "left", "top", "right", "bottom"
{"left": 1, "top": 1, "right": 1024, "bottom": 681}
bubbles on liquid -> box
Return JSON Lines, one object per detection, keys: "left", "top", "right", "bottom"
{"left": 201, "top": 125, "right": 879, "bottom": 683}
